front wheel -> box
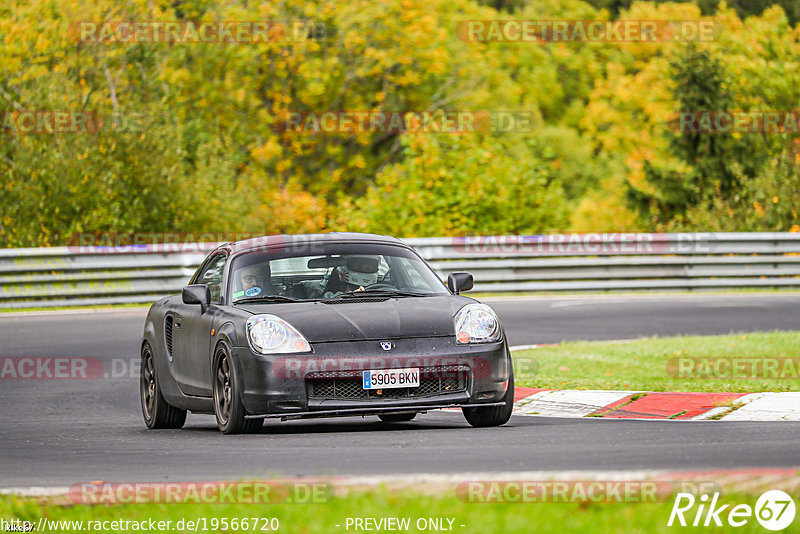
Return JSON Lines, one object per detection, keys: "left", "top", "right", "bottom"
{"left": 140, "top": 341, "right": 186, "bottom": 429}
{"left": 462, "top": 371, "right": 514, "bottom": 428}
{"left": 213, "top": 346, "right": 262, "bottom": 434}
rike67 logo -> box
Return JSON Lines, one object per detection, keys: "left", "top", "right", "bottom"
{"left": 668, "top": 490, "right": 796, "bottom": 531}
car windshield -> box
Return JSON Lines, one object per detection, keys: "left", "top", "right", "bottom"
{"left": 228, "top": 242, "right": 448, "bottom": 303}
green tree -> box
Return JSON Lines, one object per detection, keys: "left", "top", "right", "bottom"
{"left": 348, "top": 133, "right": 568, "bottom": 236}
{"left": 626, "top": 45, "right": 764, "bottom": 223}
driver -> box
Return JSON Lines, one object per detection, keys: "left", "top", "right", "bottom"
{"left": 236, "top": 262, "right": 276, "bottom": 297}
{"left": 324, "top": 255, "right": 379, "bottom": 296}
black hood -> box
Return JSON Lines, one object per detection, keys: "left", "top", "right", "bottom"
{"left": 236, "top": 295, "right": 474, "bottom": 342}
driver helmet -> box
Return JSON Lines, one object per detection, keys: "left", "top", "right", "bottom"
{"left": 340, "top": 256, "right": 379, "bottom": 287}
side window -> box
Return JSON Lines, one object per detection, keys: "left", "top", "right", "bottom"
{"left": 196, "top": 255, "right": 226, "bottom": 304}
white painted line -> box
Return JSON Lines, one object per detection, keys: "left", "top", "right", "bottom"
{"left": 0, "top": 486, "right": 71, "bottom": 496}
{"left": 509, "top": 344, "right": 545, "bottom": 351}
{"left": 483, "top": 292, "right": 800, "bottom": 304}
{"left": 0, "top": 307, "right": 149, "bottom": 318}
{"left": 722, "top": 392, "right": 800, "bottom": 421}
{"left": 549, "top": 300, "right": 593, "bottom": 308}
{"left": 513, "top": 390, "right": 640, "bottom": 418}
{"left": 510, "top": 339, "right": 637, "bottom": 351}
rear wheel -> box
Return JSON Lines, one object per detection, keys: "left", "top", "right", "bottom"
{"left": 140, "top": 341, "right": 186, "bottom": 429}
{"left": 378, "top": 413, "right": 417, "bottom": 423}
{"left": 462, "top": 371, "right": 514, "bottom": 428}
{"left": 213, "top": 346, "right": 262, "bottom": 434}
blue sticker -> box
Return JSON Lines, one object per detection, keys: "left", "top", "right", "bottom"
{"left": 245, "top": 286, "right": 262, "bottom": 297}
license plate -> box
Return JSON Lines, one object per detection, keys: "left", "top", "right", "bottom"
{"left": 362, "top": 368, "right": 420, "bottom": 389}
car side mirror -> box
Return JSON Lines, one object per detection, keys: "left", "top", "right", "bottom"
{"left": 447, "top": 272, "right": 474, "bottom": 294}
{"left": 182, "top": 284, "right": 211, "bottom": 313}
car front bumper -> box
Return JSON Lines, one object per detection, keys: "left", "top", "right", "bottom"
{"left": 233, "top": 336, "right": 512, "bottom": 417}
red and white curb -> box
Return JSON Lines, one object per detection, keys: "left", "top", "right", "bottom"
{"left": 508, "top": 342, "right": 800, "bottom": 421}
{"left": 512, "top": 388, "right": 800, "bottom": 421}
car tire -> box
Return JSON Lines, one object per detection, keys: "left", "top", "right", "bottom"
{"left": 213, "top": 346, "right": 263, "bottom": 435}
{"left": 378, "top": 413, "right": 417, "bottom": 423}
{"left": 462, "top": 369, "right": 514, "bottom": 428}
{"left": 141, "top": 341, "right": 187, "bottom": 429}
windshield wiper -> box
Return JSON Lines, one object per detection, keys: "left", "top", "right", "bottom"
{"left": 233, "top": 295, "right": 302, "bottom": 304}
{"left": 336, "top": 289, "right": 427, "bottom": 298}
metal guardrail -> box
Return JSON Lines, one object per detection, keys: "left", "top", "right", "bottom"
{"left": 1, "top": 233, "right": 799, "bottom": 308}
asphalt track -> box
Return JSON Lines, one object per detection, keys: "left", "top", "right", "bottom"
{"left": 0, "top": 293, "right": 798, "bottom": 487}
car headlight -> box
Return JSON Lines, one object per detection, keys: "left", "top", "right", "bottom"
{"left": 247, "top": 314, "right": 311, "bottom": 354}
{"left": 454, "top": 303, "right": 501, "bottom": 344}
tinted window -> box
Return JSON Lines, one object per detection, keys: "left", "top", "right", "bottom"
{"left": 229, "top": 243, "right": 447, "bottom": 302}
{"left": 196, "top": 254, "right": 226, "bottom": 304}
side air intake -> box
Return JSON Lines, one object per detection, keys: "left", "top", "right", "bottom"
{"left": 164, "top": 315, "right": 174, "bottom": 358}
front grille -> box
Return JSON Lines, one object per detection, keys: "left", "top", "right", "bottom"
{"left": 164, "top": 315, "right": 174, "bottom": 357}
{"left": 306, "top": 365, "right": 469, "bottom": 400}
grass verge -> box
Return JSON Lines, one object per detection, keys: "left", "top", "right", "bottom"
{"left": 513, "top": 331, "right": 800, "bottom": 393}
{"left": 0, "top": 489, "right": 776, "bottom": 534}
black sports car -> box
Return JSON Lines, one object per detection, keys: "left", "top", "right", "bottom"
{"left": 140, "top": 233, "right": 514, "bottom": 433}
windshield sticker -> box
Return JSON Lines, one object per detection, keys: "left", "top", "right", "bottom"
{"left": 232, "top": 290, "right": 245, "bottom": 299}
{"left": 245, "top": 286, "right": 262, "bottom": 297}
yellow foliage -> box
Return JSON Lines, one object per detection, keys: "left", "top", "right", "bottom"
{"left": 570, "top": 177, "right": 641, "bottom": 232}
